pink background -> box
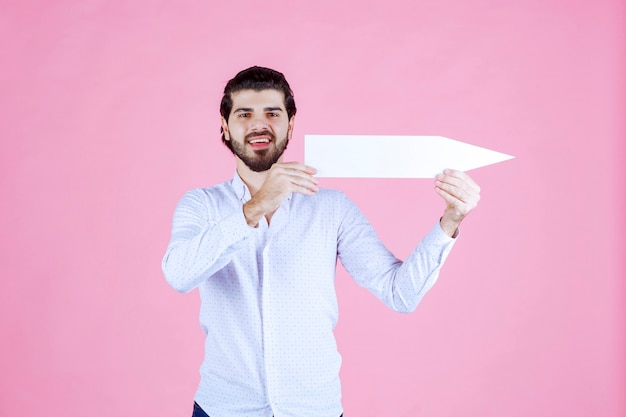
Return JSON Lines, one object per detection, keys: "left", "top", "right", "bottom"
{"left": 1, "top": 1, "right": 624, "bottom": 416}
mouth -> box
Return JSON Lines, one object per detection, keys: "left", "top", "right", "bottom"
{"left": 247, "top": 134, "right": 272, "bottom": 150}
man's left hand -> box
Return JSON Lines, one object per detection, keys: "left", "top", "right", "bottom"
{"left": 434, "top": 169, "right": 481, "bottom": 237}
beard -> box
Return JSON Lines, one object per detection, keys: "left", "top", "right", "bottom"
{"left": 229, "top": 130, "right": 289, "bottom": 172}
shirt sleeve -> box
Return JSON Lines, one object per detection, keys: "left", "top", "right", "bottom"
{"left": 336, "top": 193, "right": 457, "bottom": 313}
{"left": 162, "top": 188, "right": 254, "bottom": 293}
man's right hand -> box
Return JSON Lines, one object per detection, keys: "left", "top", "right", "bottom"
{"left": 243, "top": 162, "right": 319, "bottom": 227}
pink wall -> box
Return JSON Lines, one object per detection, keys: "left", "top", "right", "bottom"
{"left": 1, "top": 1, "right": 624, "bottom": 416}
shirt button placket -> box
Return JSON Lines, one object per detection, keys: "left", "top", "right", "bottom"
{"left": 261, "top": 240, "right": 278, "bottom": 411}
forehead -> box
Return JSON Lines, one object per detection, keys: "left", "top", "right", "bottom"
{"left": 229, "top": 89, "right": 286, "bottom": 110}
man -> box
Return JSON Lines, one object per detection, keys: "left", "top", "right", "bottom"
{"left": 162, "top": 66, "right": 480, "bottom": 417}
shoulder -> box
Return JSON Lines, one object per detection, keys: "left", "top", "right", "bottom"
{"left": 176, "top": 180, "right": 237, "bottom": 210}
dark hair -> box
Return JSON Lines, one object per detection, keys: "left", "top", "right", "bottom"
{"left": 220, "top": 66, "right": 297, "bottom": 150}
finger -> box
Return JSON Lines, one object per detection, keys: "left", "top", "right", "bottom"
{"left": 438, "top": 171, "right": 479, "bottom": 193}
{"left": 439, "top": 169, "right": 480, "bottom": 192}
{"left": 279, "top": 161, "right": 318, "bottom": 175}
{"left": 435, "top": 178, "right": 474, "bottom": 204}
{"left": 269, "top": 168, "right": 319, "bottom": 189}
{"left": 286, "top": 172, "right": 319, "bottom": 193}
{"left": 434, "top": 186, "right": 457, "bottom": 205}
{"left": 435, "top": 183, "right": 470, "bottom": 206}
{"left": 435, "top": 187, "right": 477, "bottom": 216}
{"left": 268, "top": 163, "right": 318, "bottom": 186}
{"left": 291, "top": 183, "right": 318, "bottom": 195}
{"left": 284, "top": 168, "right": 319, "bottom": 186}
{"left": 434, "top": 187, "right": 467, "bottom": 217}
{"left": 281, "top": 171, "right": 319, "bottom": 194}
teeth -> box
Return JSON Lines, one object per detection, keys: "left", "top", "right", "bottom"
{"left": 249, "top": 138, "right": 269, "bottom": 144}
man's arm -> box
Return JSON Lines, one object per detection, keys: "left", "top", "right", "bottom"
{"left": 162, "top": 189, "right": 253, "bottom": 293}
{"left": 337, "top": 170, "right": 480, "bottom": 312}
{"left": 337, "top": 197, "right": 456, "bottom": 313}
{"left": 163, "top": 163, "right": 320, "bottom": 292}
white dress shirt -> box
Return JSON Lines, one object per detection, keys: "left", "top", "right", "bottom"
{"left": 162, "top": 172, "right": 456, "bottom": 417}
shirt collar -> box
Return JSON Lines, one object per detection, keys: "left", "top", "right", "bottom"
{"left": 231, "top": 170, "right": 251, "bottom": 202}
{"left": 230, "top": 169, "right": 293, "bottom": 204}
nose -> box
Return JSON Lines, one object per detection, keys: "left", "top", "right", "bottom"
{"left": 248, "top": 114, "right": 269, "bottom": 132}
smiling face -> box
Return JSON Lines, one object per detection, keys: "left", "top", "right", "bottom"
{"left": 222, "top": 89, "right": 294, "bottom": 172}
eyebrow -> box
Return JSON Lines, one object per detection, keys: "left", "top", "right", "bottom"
{"left": 233, "top": 107, "right": 284, "bottom": 113}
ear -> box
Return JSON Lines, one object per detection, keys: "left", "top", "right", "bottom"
{"left": 287, "top": 116, "right": 295, "bottom": 140}
{"left": 221, "top": 117, "right": 230, "bottom": 141}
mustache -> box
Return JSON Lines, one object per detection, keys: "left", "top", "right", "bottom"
{"left": 245, "top": 130, "right": 275, "bottom": 141}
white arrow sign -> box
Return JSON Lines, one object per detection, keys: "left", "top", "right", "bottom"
{"left": 304, "top": 135, "right": 514, "bottom": 178}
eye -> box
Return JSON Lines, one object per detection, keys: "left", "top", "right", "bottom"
{"left": 237, "top": 112, "right": 251, "bottom": 118}
{"left": 267, "top": 112, "right": 279, "bottom": 117}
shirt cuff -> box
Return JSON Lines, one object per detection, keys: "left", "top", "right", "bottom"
{"left": 216, "top": 208, "right": 255, "bottom": 247}
{"left": 433, "top": 219, "right": 459, "bottom": 241}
